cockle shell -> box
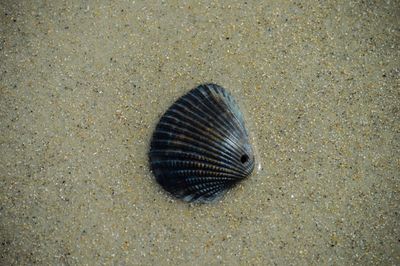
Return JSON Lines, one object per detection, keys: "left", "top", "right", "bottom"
{"left": 149, "top": 83, "right": 255, "bottom": 203}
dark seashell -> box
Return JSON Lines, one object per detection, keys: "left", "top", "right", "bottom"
{"left": 149, "top": 83, "right": 255, "bottom": 203}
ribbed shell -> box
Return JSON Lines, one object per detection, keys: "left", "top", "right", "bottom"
{"left": 149, "top": 83, "right": 254, "bottom": 203}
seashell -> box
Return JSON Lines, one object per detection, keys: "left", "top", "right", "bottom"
{"left": 149, "top": 83, "right": 255, "bottom": 203}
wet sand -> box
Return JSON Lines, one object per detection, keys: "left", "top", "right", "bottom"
{"left": 1, "top": 1, "right": 399, "bottom": 265}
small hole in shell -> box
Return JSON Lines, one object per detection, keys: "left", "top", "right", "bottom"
{"left": 240, "top": 154, "right": 249, "bottom": 164}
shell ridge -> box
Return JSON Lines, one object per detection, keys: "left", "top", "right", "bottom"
{"left": 187, "top": 180, "right": 228, "bottom": 189}
{"left": 151, "top": 157, "right": 242, "bottom": 174}
{"left": 150, "top": 149, "right": 248, "bottom": 176}
{"left": 176, "top": 96, "right": 245, "bottom": 148}
{"left": 200, "top": 85, "right": 248, "bottom": 141}
{"left": 199, "top": 84, "right": 246, "bottom": 133}
{"left": 183, "top": 88, "right": 244, "bottom": 142}
{"left": 171, "top": 170, "right": 240, "bottom": 180}
{"left": 160, "top": 110, "right": 246, "bottom": 161}
{"left": 183, "top": 179, "right": 231, "bottom": 203}
{"left": 151, "top": 153, "right": 247, "bottom": 177}
{"left": 188, "top": 184, "right": 227, "bottom": 197}
{"left": 190, "top": 183, "right": 230, "bottom": 202}
{"left": 200, "top": 85, "right": 242, "bottom": 128}
{"left": 151, "top": 138, "right": 231, "bottom": 164}
{"left": 186, "top": 91, "right": 249, "bottom": 159}
{"left": 206, "top": 84, "right": 247, "bottom": 131}
{"left": 156, "top": 121, "right": 243, "bottom": 163}
{"left": 187, "top": 179, "right": 232, "bottom": 189}
{"left": 162, "top": 107, "right": 242, "bottom": 157}
{"left": 207, "top": 85, "right": 249, "bottom": 138}
{"left": 180, "top": 94, "right": 249, "bottom": 156}
{"left": 151, "top": 158, "right": 247, "bottom": 177}
{"left": 181, "top": 181, "right": 226, "bottom": 201}
{"left": 153, "top": 124, "right": 245, "bottom": 168}
{"left": 188, "top": 88, "right": 243, "bottom": 141}
{"left": 164, "top": 106, "right": 236, "bottom": 145}
{"left": 151, "top": 137, "right": 247, "bottom": 174}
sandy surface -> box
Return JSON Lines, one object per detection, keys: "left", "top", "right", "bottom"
{"left": 1, "top": 0, "right": 399, "bottom": 265}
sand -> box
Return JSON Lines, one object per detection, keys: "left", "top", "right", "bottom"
{"left": 1, "top": 0, "right": 399, "bottom": 265}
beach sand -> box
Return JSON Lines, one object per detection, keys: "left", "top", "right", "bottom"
{"left": 1, "top": 0, "right": 399, "bottom": 265}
